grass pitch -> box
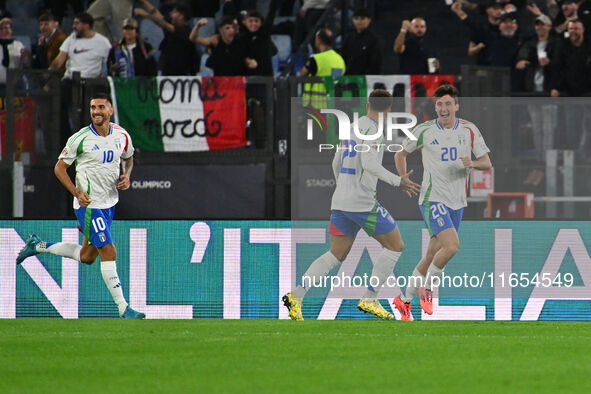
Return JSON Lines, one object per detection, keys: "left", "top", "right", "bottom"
{"left": 1, "top": 320, "right": 589, "bottom": 393}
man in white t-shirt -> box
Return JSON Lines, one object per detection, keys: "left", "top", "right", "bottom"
{"left": 393, "top": 84, "right": 492, "bottom": 320}
{"left": 16, "top": 93, "right": 145, "bottom": 319}
{"left": 49, "top": 12, "right": 111, "bottom": 78}
{"left": 50, "top": 12, "right": 111, "bottom": 145}
{"left": 283, "top": 90, "right": 421, "bottom": 321}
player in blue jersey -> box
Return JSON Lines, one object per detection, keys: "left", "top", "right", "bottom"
{"left": 16, "top": 93, "right": 145, "bottom": 319}
{"left": 393, "top": 84, "right": 492, "bottom": 320}
{"left": 283, "top": 89, "right": 421, "bottom": 321}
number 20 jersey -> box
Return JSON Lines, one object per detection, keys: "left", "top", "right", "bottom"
{"left": 59, "top": 123, "right": 135, "bottom": 210}
{"left": 402, "top": 118, "right": 490, "bottom": 210}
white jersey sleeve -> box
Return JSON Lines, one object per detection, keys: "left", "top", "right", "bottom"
{"left": 402, "top": 120, "right": 434, "bottom": 153}
{"left": 468, "top": 123, "right": 490, "bottom": 158}
{"left": 360, "top": 142, "right": 401, "bottom": 187}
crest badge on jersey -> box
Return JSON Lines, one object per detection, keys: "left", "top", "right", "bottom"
{"left": 114, "top": 138, "right": 121, "bottom": 150}
{"left": 458, "top": 135, "right": 466, "bottom": 145}
{"left": 99, "top": 233, "right": 106, "bottom": 243}
{"left": 437, "top": 217, "right": 445, "bottom": 227}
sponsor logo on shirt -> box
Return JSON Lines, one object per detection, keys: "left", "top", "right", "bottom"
{"left": 73, "top": 48, "right": 90, "bottom": 54}
{"left": 92, "top": 144, "right": 100, "bottom": 151}
{"left": 61, "top": 147, "right": 69, "bottom": 155}
{"left": 430, "top": 139, "right": 439, "bottom": 145}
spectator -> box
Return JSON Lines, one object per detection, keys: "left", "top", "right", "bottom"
{"left": 394, "top": 17, "right": 439, "bottom": 74}
{"left": 294, "top": 0, "right": 330, "bottom": 48}
{"left": 223, "top": 0, "right": 279, "bottom": 76}
{"left": 87, "top": 0, "right": 133, "bottom": 43}
{"left": 0, "top": 14, "right": 30, "bottom": 90}
{"left": 516, "top": 14, "right": 558, "bottom": 168}
{"left": 49, "top": 12, "right": 111, "bottom": 79}
{"left": 550, "top": 19, "right": 591, "bottom": 150}
{"left": 553, "top": 0, "right": 578, "bottom": 35}
{"left": 135, "top": 0, "right": 199, "bottom": 76}
{"left": 340, "top": 8, "right": 382, "bottom": 75}
{"left": 191, "top": 16, "right": 252, "bottom": 76}
{"left": 48, "top": 12, "right": 111, "bottom": 144}
{"left": 451, "top": 1, "right": 503, "bottom": 65}
{"left": 301, "top": 28, "right": 345, "bottom": 108}
{"left": 108, "top": 18, "right": 157, "bottom": 77}
{"left": 516, "top": 14, "right": 557, "bottom": 92}
{"left": 32, "top": 11, "right": 67, "bottom": 74}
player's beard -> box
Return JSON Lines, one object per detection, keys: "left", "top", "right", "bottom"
{"left": 92, "top": 115, "right": 106, "bottom": 126}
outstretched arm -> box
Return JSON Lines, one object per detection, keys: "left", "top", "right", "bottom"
{"left": 361, "top": 147, "right": 421, "bottom": 196}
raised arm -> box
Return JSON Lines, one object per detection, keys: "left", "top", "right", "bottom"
{"left": 189, "top": 18, "right": 219, "bottom": 46}
{"left": 135, "top": 0, "right": 174, "bottom": 33}
{"left": 393, "top": 20, "right": 411, "bottom": 54}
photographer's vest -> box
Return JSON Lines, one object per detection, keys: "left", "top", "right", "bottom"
{"left": 302, "top": 49, "right": 346, "bottom": 108}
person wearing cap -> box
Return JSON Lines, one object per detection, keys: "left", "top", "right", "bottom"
{"left": 516, "top": 13, "right": 559, "bottom": 173}
{"left": 108, "top": 18, "right": 157, "bottom": 77}
{"left": 340, "top": 8, "right": 383, "bottom": 75}
{"left": 515, "top": 14, "right": 557, "bottom": 92}
{"left": 0, "top": 13, "right": 30, "bottom": 88}
{"left": 220, "top": 0, "right": 279, "bottom": 76}
{"left": 135, "top": 0, "right": 199, "bottom": 75}
{"left": 394, "top": 17, "right": 439, "bottom": 74}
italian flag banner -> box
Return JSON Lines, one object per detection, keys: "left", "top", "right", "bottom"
{"left": 109, "top": 76, "right": 247, "bottom": 152}
{"left": 319, "top": 74, "right": 455, "bottom": 145}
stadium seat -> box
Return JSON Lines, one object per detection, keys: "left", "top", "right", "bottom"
{"left": 271, "top": 34, "right": 292, "bottom": 65}
{"left": 14, "top": 35, "right": 32, "bottom": 52}
{"left": 140, "top": 18, "right": 164, "bottom": 53}
{"left": 199, "top": 54, "right": 214, "bottom": 76}
{"left": 190, "top": 17, "right": 216, "bottom": 38}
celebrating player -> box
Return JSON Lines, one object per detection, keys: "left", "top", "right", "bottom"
{"left": 393, "top": 84, "right": 492, "bottom": 320}
{"left": 16, "top": 93, "right": 145, "bottom": 319}
{"left": 283, "top": 89, "right": 421, "bottom": 321}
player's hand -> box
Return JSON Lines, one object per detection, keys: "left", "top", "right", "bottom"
{"left": 399, "top": 169, "right": 421, "bottom": 197}
{"left": 401, "top": 20, "right": 411, "bottom": 31}
{"left": 460, "top": 156, "right": 473, "bottom": 168}
{"left": 117, "top": 174, "right": 131, "bottom": 190}
{"left": 77, "top": 191, "right": 91, "bottom": 208}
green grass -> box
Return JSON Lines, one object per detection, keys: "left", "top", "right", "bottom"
{"left": 1, "top": 320, "right": 590, "bottom": 393}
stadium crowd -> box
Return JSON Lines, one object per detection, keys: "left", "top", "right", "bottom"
{"left": 0, "top": 0, "right": 590, "bottom": 94}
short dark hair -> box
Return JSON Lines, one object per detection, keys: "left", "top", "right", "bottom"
{"left": 353, "top": 8, "right": 371, "bottom": 18}
{"left": 74, "top": 12, "right": 94, "bottom": 28}
{"left": 246, "top": 10, "right": 263, "bottom": 21}
{"left": 218, "top": 15, "right": 235, "bottom": 28}
{"left": 433, "top": 84, "right": 459, "bottom": 103}
{"left": 316, "top": 28, "right": 333, "bottom": 47}
{"left": 38, "top": 11, "right": 56, "bottom": 23}
{"left": 567, "top": 18, "right": 584, "bottom": 27}
{"left": 90, "top": 92, "right": 112, "bottom": 105}
{"left": 368, "top": 89, "right": 393, "bottom": 112}
{"left": 174, "top": 4, "right": 191, "bottom": 21}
